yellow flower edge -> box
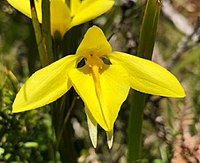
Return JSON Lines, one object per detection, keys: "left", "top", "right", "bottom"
{"left": 7, "top": 0, "right": 115, "bottom": 37}
{"left": 13, "top": 26, "right": 185, "bottom": 148}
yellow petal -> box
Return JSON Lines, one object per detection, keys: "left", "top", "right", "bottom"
{"left": 70, "top": 0, "right": 81, "bottom": 17}
{"left": 76, "top": 26, "right": 112, "bottom": 57}
{"left": 99, "top": 65, "right": 129, "bottom": 130}
{"left": 50, "top": 0, "right": 71, "bottom": 37}
{"left": 85, "top": 107, "right": 97, "bottom": 148}
{"left": 109, "top": 52, "right": 185, "bottom": 97}
{"left": 12, "top": 55, "right": 77, "bottom": 113}
{"left": 69, "top": 65, "right": 130, "bottom": 131}
{"left": 7, "top": 0, "right": 42, "bottom": 23}
{"left": 70, "top": 0, "right": 114, "bottom": 28}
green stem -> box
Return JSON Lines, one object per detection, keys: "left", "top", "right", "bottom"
{"left": 127, "top": 0, "right": 161, "bottom": 162}
{"left": 51, "top": 93, "right": 77, "bottom": 163}
{"left": 55, "top": 95, "right": 76, "bottom": 150}
{"left": 30, "top": 0, "right": 49, "bottom": 67}
{"left": 51, "top": 28, "right": 81, "bottom": 162}
{"left": 41, "top": 0, "right": 54, "bottom": 63}
{"left": 128, "top": 91, "right": 146, "bottom": 162}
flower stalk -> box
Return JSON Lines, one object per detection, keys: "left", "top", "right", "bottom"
{"left": 52, "top": 32, "right": 79, "bottom": 161}
{"left": 128, "top": 0, "right": 162, "bottom": 162}
{"left": 30, "top": 0, "right": 49, "bottom": 67}
{"left": 41, "top": 0, "right": 54, "bottom": 63}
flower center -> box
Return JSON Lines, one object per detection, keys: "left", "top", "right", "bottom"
{"left": 86, "top": 53, "right": 104, "bottom": 70}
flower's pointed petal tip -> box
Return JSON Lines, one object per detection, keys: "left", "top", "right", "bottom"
{"left": 92, "top": 140, "right": 97, "bottom": 148}
{"left": 12, "top": 109, "right": 17, "bottom": 114}
{"left": 161, "top": 80, "right": 186, "bottom": 98}
{"left": 12, "top": 101, "right": 25, "bottom": 113}
{"left": 106, "top": 130, "right": 113, "bottom": 149}
{"left": 12, "top": 107, "right": 19, "bottom": 113}
{"left": 12, "top": 100, "right": 38, "bottom": 113}
{"left": 173, "top": 88, "right": 186, "bottom": 98}
{"left": 182, "top": 91, "right": 186, "bottom": 98}
{"left": 86, "top": 111, "right": 98, "bottom": 148}
{"left": 91, "top": 131, "right": 97, "bottom": 149}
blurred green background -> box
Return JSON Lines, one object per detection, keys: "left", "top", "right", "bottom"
{"left": 1, "top": 0, "right": 200, "bottom": 162}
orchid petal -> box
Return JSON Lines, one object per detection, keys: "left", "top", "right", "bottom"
{"left": 7, "top": 0, "right": 42, "bottom": 23}
{"left": 76, "top": 26, "right": 112, "bottom": 57}
{"left": 70, "top": 0, "right": 114, "bottom": 28}
{"left": 109, "top": 52, "right": 185, "bottom": 97}
{"left": 13, "top": 55, "right": 77, "bottom": 113}
{"left": 70, "top": 0, "right": 81, "bottom": 17}
{"left": 85, "top": 107, "right": 98, "bottom": 148}
{"left": 50, "top": 0, "right": 71, "bottom": 37}
{"left": 69, "top": 65, "right": 129, "bottom": 131}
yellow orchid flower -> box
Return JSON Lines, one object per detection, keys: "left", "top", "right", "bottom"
{"left": 6, "top": 0, "right": 114, "bottom": 37}
{"left": 12, "top": 26, "right": 185, "bottom": 148}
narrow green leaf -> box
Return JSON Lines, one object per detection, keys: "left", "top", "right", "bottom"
{"left": 137, "top": 0, "right": 162, "bottom": 59}
{"left": 128, "top": 91, "right": 146, "bottom": 163}
{"left": 128, "top": 0, "right": 162, "bottom": 162}
{"left": 42, "top": 0, "right": 54, "bottom": 63}
{"left": 30, "top": 0, "right": 48, "bottom": 67}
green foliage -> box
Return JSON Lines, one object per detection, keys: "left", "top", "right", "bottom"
{"left": 0, "top": 66, "right": 54, "bottom": 162}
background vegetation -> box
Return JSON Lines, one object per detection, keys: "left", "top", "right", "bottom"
{"left": 1, "top": 0, "right": 200, "bottom": 162}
